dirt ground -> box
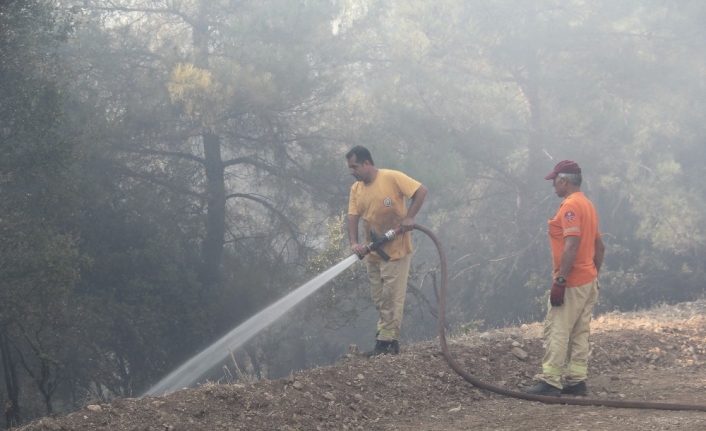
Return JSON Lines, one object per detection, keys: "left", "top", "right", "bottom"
{"left": 19, "top": 301, "right": 706, "bottom": 431}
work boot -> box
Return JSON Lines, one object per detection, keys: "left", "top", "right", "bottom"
{"left": 364, "top": 340, "right": 399, "bottom": 357}
{"left": 522, "top": 381, "right": 561, "bottom": 397}
{"left": 561, "top": 381, "right": 587, "bottom": 396}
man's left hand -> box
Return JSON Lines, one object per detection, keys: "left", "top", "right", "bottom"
{"left": 400, "top": 217, "right": 415, "bottom": 232}
{"left": 550, "top": 280, "right": 566, "bottom": 307}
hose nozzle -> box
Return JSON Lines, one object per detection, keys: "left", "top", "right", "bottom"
{"left": 361, "top": 227, "right": 404, "bottom": 261}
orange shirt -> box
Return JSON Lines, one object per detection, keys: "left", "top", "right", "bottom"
{"left": 348, "top": 169, "right": 421, "bottom": 262}
{"left": 548, "top": 191, "right": 601, "bottom": 287}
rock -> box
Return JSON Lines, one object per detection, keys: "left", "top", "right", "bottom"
{"left": 479, "top": 332, "right": 494, "bottom": 341}
{"left": 86, "top": 405, "right": 102, "bottom": 412}
{"left": 511, "top": 347, "right": 528, "bottom": 360}
{"left": 39, "top": 419, "right": 62, "bottom": 431}
{"left": 323, "top": 392, "right": 336, "bottom": 401}
{"left": 292, "top": 381, "right": 303, "bottom": 390}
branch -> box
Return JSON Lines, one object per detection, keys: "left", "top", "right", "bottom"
{"left": 409, "top": 275, "right": 438, "bottom": 317}
{"left": 405, "top": 267, "right": 452, "bottom": 332}
{"left": 222, "top": 155, "right": 323, "bottom": 195}
{"left": 109, "top": 162, "right": 204, "bottom": 199}
{"left": 450, "top": 228, "right": 545, "bottom": 281}
{"left": 222, "top": 156, "right": 291, "bottom": 181}
{"left": 225, "top": 193, "right": 301, "bottom": 243}
{"left": 121, "top": 148, "right": 206, "bottom": 165}
{"left": 90, "top": 2, "right": 198, "bottom": 28}
{"left": 222, "top": 156, "right": 269, "bottom": 169}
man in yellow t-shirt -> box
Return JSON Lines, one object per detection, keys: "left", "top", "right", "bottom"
{"left": 346, "top": 146, "right": 427, "bottom": 356}
{"left": 523, "top": 160, "right": 605, "bottom": 397}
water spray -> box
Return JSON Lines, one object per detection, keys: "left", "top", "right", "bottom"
{"left": 143, "top": 227, "right": 401, "bottom": 396}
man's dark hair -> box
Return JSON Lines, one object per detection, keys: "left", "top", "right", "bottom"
{"left": 345, "top": 146, "right": 374, "bottom": 165}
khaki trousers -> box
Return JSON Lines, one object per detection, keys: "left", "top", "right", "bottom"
{"left": 366, "top": 254, "right": 412, "bottom": 341}
{"left": 542, "top": 279, "right": 599, "bottom": 388}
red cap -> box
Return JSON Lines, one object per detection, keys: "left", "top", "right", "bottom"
{"left": 544, "top": 160, "right": 581, "bottom": 180}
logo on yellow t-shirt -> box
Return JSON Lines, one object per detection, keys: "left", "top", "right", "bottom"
{"left": 383, "top": 197, "right": 392, "bottom": 207}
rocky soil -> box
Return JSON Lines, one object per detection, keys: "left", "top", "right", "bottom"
{"left": 19, "top": 301, "right": 706, "bottom": 431}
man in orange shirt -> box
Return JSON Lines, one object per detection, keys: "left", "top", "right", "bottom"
{"left": 346, "top": 146, "right": 427, "bottom": 356}
{"left": 523, "top": 160, "right": 605, "bottom": 396}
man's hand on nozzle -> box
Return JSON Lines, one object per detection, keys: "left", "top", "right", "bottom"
{"left": 351, "top": 243, "right": 366, "bottom": 258}
{"left": 550, "top": 279, "right": 566, "bottom": 307}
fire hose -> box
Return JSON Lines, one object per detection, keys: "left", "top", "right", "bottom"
{"left": 408, "top": 224, "right": 706, "bottom": 412}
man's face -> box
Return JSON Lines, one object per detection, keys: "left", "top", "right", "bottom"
{"left": 347, "top": 155, "right": 370, "bottom": 182}
{"left": 552, "top": 176, "right": 568, "bottom": 197}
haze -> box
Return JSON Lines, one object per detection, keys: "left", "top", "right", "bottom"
{"left": 1, "top": 0, "right": 705, "bottom": 426}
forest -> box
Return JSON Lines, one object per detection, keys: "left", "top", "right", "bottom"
{"left": 1, "top": 0, "right": 705, "bottom": 427}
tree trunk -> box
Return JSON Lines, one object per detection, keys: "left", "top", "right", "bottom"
{"left": 515, "top": 54, "right": 545, "bottom": 234}
{"left": 291, "top": 328, "right": 307, "bottom": 373}
{"left": 200, "top": 132, "right": 226, "bottom": 290}
{"left": 192, "top": 4, "right": 227, "bottom": 291}
{"left": 0, "top": 331, "right": 21, "bottom": 428}
{"left": 33, "top": 358, "right": 55, "bottom": 416}
{"left": 42, "top": 391, "right": 53, "bottom": 416}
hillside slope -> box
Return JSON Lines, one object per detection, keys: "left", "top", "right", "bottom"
{"left": 20, "top": 301, "right": 706, "bottom": 431}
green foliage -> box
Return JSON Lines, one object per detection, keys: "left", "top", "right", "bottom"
{"left": 0, "top": 229, "right": 83, "bottom": 324}
{"left": 307, "top": 215, "right": 351, "bottom": 273}
{"left": 4, "top": 0, "right": 706, "bottom": 420}
{"left": 0, "top": 0, "right": 85, "bottom": 419}
{"left": 306, "top": 215, "right": 370, "bottom": 330}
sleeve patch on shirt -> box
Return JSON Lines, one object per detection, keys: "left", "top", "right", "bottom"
{"left": 564, "top": 210, "right": 576, "bottom": 222}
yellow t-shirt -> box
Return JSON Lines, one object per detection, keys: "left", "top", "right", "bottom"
{"left": 348, "top": 169, "right": 422, "bottom": 262}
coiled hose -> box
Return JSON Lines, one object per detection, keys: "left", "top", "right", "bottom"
{"left": 414, "top": 223, "right": 706, "bottom": 411}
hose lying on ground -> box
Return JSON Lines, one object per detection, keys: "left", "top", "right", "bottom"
{"left": 414, "top": 223, "right": 706, "bottom": 412}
